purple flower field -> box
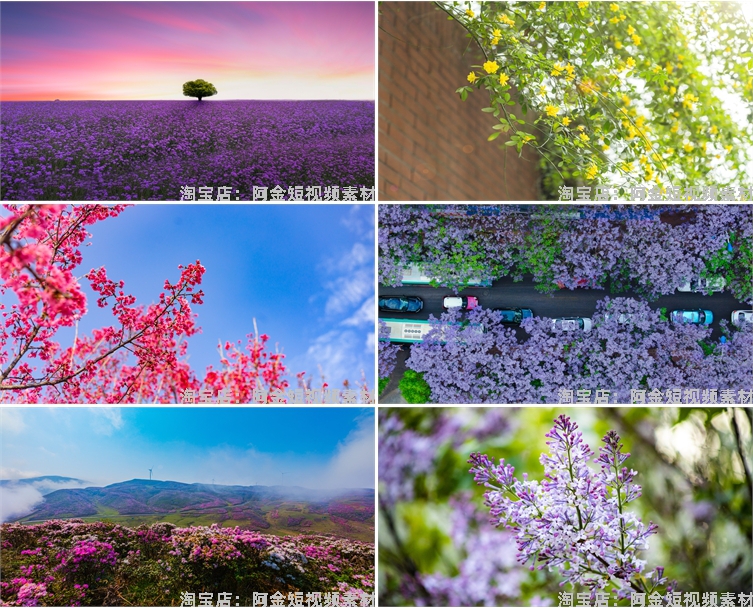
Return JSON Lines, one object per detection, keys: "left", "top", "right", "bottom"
{"left": 1, "top": 100, "right": 374, "bottom": 200}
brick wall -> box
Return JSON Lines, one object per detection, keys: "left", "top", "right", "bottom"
{"left": 379, "top": 2, "right": 541, "bottom": 201}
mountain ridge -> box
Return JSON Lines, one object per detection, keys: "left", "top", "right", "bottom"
{"left": 9, "top": 478, "right": 375, "bottom": 542}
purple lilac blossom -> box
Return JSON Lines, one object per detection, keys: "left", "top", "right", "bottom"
{"left": 378, "top": 204, "right": 752, "bottom": 303}
{"left": 469, "top": 415, "right": 668, "bottom": 599}
{"left": 378, "top": 320, "right": 400, "bottom": 379}
{"left": 402, "top": 298, "right": 752, "bottom": 403}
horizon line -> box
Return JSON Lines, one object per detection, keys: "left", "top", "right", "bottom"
{"left": 0, "top": 98, "right": 376, "bottom": 102}
{"left": 2, "top": 476, "right": 375, "bottom": 491}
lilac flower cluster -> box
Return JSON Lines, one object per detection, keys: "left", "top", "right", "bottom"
{"left": 469, "top": 415, "right": 671, "bottom": 599}
{"left": 2, "top": 100, "right": 374, "bottom": 200}
{"left": 403, "top": 298, "right": 753, "bottom": 403}
{"left": 378, "top": 204, "right": 752, "bottom": 303}
{"left": 378, "top": 320, "right": 400, "bottom": 380}
{"left": 418, "top": 495, "right": 534, "bottom": 607}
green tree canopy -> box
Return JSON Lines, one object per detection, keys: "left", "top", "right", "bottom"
{"left": 182, "top": 79, "right": 218, "bottom": 101}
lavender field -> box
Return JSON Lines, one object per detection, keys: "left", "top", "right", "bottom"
{"left": 1, "top": 101, "right": 374, "bottom": 201}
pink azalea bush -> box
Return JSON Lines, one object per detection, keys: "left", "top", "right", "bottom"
{"left": 0, "top": 520, "right": 374, "bottom": 606}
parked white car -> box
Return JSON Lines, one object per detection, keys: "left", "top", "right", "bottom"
{"left": 731, "top": 310, "right": 753, "bottom": 326}
{"left": 677, "top": 276, "right": 726, "bottom": 293}
{"left": 551, "top": 317, "right": 592, "bottom": 332}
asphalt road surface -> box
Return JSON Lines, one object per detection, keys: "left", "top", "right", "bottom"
{"left": 378, "top": 274, "right": 750, "bottom": 342}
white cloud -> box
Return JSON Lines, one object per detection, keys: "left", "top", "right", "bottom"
{"left": 0, "top": 485, "right": 45, "bottom": 523}
{"left": 0, "top": 478, "right": 92, "bottom": 523}
{"left": 325, "top": 268, "right": 373, "bottom": 316}
{"left": 0, "top": 467, "right": 42, "bottom": 480}
{"left": 89, "top": 408, "right": 123, "bottom": 436}
{"left": 319, "top": 415, "right": 375, "bottom": 489}
{"left": 0, "top": 410, "right": 26, "bottom": 434}
{"left": 342, "top": 295, "right": 374, "bottom": 328}
{"left": 340, "top": 205, "right": 375, "bottom": 240}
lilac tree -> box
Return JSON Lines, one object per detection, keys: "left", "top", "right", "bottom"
{"left": 469, "top": 415, "right": 673, "bottom": 602}
{"left": 378, "top": 320, "right": 400, "bottom": 381}
{"left": 379, "top": 204, "right": 752, "bottom": 302}
{"left": 400, "top": 297, "right": 751, "bottom": 403}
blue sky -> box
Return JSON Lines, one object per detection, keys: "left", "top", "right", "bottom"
{"left": 0, "top": 407, "right": 375, "bottom": 520}
{"left": 50, "top": 204, "right": 375, "bottom": 392}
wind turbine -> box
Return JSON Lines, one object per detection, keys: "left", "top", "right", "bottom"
{"left": 148, "top": 467, "right": 153, "bottom": 481}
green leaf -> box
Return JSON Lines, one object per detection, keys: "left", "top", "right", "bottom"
{"left": 482, "top": 107, "right": 496, "bottom": 113}
{"left": 488, "top": 131, "right": 502, "bottom": 141}
{"left": 505, "top": 140, "right": 517, "bottom": 146}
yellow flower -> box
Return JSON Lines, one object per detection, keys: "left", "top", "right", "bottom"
{"left": 499, "top": 72, "right": 510, "bottom": 86}
{"left": 484, "top": 60, "right": 500, "bottom": 74}
{"left": 467, "top": 72, "right": 477, "bottom": 84}
{"left": 561, "top": 117, "right": 572, "bottom": 126}
{"left": 578, "top": 79, "right": 599, "bottom": 95}
{"left": 610, "top": 3, "right": 619, "bottom": 11}
{"left": 682, "top": 92, "right": 698, "bottom": 109}
{"left": 631, "top": 34, "right": 641, "bottom": 45}
{"left": 666, "top": 148, "right": 674, "bottom": 155}
{"left": 577, "top": 125, "right": 586, "bottom": 131}
{"left": 670, "top": 86, "right": 677, "bottom": 95}
{"left": 626, "top": 57, "right": 636, "bottom": 70}
{"left": 511, "top": 36, "right": 519, "bottom": 43}
{"left": 627, "top": 25, "right": 635, "bottom": 35}
{"left": 665, "top": 63, "right": 674, "bottom": 74}
{"left": 577, "top": 1, "right": 589, "bottom": 7}
{"left": 491, "top": 37, "right": 500, "bottom": 45}
{"left": 498, "top": 14, "right": 515, "bottom": 26}
{"left": 584, "top": 163, "right": 598, "bottom": 180}
{"left": 615, "top": 40, "right": 623, "bottom": 49}
{"left": 545, "top": 104, "right": 560, "bottom": 117}
{"left": 465, "top": 9, "right": 474, "bottom": 18}
{"left": 564, "top": 63, "right": 575, "bottom": 81}
{"left": 538, "top": 2, "right": 546, "bottom": 10}
{"left": 601, "top": 144, "right": 609, "bottom": 151}
{"left": 579, "top": 132, "right": 590, "bottom": 142}
{"left": 621, "top": 94, "right": 631, "bottom": 105}
{"left": 651, "top": 65, "right": 662, "bottom": 73}
{"left": 670, "top": 123, "right": 679, "bottom": 133}
{"left": 683, "top": 142, "right": 693, "bottom": 152}
{"left": 635, "top": 115, "right": 646, "bottom": 128}
{"left": 701, "top": 142, "right": 707, "bottom": 154}
{"left": 626, "top": 125, "right": 638, "bottom": 139}
{"left": 710, "top": 125, "right": 718, "bottom": 135}
{"left": 521, "top": 133, "right": 536, "bottom": 142}
{"left": 621, "top": 161, "right": 633, "bottom": 172}
{"left": 609, "top": 16, "right": 620, "bottom": 24}
{"left": 725, "top": 144, "right": 733, "bottom": 152}
{"left": 677, "top": 54, "right": 685, "bottom": 61}
{"left": 493, "top": 28, "right": 502, "bottom": 37}
{"left": 551, "top": 62, "right": 564, "bottom": 77}
{"left": 639, "top": 155, "right": 648, "bottom": 165}
{"left": 539, "top": 85, "right": 547, "bottom": 95}
{"left": 620, "top": 13, "right": 626, "bottom": 20}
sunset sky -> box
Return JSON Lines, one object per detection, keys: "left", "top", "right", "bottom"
{"left": 0, "top": 2, "right": 374, "bottom": 101}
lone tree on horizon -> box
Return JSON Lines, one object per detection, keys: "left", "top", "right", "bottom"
{"left": 183, "top": 79, "right": 217, "bottom": 102}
